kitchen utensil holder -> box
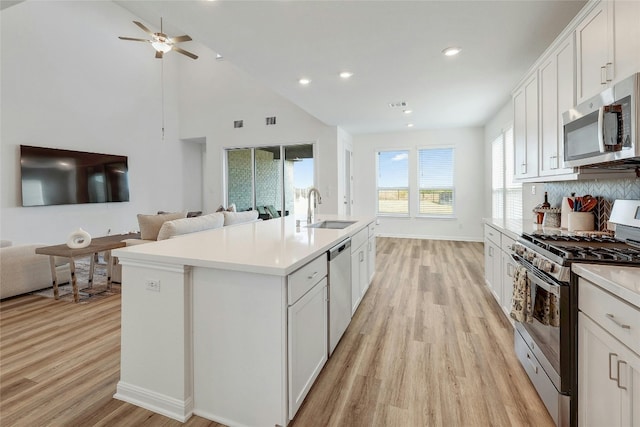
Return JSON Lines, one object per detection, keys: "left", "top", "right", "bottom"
{"left": 568, "top": 212, "right": 595, "bottom": 232}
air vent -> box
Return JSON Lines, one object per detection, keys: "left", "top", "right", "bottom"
{"left": 388, "top": 101, "right": 407, "bottom": 108}
{"left": 265, "top": 116, "right": 277, "bottom": 126}
{"left": 234, "top": 120, "right": 244, "bottom": 128}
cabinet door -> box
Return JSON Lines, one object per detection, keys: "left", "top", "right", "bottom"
{"left": 288, "top": 278, "right": 328, "bottom": 419}
{"left": 501, "top": 251, "right": 516, "bottom": 316}
{"left": 351, "top": 250, "right": 362, "bottom": 315}
{"left": 612, "top": 0, "right": 640, "bottom": 83}
{"left": 513, "top": 74, "right": 539, "bottom": 179}
{"left": 578, "top": 312, "right": 624, "bottom": 427}
{"left": 484, "top": 240, "right": 500, "bottom": 302}
{"left": 539, "top": 36, "right": 576, "bottom": 177}
{"left": 367, "top": 236, "right": 376, "bottom": 285}
{"left": 576, "top": 2, "right": 610, "bottom": 102}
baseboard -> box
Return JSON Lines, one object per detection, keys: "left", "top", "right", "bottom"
{"left": 114, "top": 381, "right": 193, "bottom": 422}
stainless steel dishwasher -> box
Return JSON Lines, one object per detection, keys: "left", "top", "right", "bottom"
{"left": 328, "top": 238, "right": 351, "bottom": 356}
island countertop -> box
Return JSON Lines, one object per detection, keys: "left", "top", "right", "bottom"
{"left": 113, "top": 214, "right": 375, "bottom": 276}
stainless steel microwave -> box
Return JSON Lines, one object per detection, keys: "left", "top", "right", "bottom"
{"left": 562, "top": 72, "right": 640, "bottom": 167}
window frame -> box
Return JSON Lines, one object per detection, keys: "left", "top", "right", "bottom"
{"left": 416, "top": 145, "right": 456, "bottom": 218}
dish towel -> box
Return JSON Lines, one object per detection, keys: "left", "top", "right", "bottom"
{"left": 533, "top": 287, "right": 560, "bottom": 327}
{"left": 510, "top": 266, "right": 532, "bottom": 323}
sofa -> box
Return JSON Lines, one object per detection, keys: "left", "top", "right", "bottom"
{"left": 1, "top": 244, "right": 71, "bottom": 300}
{"left": 110, "top": 210, "right": 260, "bottom": 282}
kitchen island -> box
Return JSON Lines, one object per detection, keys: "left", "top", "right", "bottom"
{"left": 112, "top": 215, "right": 375, "bottom": 427}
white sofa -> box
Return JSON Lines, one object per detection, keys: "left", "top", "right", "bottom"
{"left": 111, "top": 211, "right": 259, "bottom": 282}
{"left": 0, "top": 244, "right": 71, "bottom": 300}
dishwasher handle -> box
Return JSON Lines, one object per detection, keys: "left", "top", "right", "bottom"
{"left": 329, "top": 238, "right": 351, "bottom": 260}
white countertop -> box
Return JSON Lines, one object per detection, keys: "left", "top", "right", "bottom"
{"left": 573, "top": 264, "right": 640, "bottom": 308}
{"left": 483, "top": 218, "right": 560, "bottom": 241}
{"left": 113, "top": 215, "right": 375, "bottom": 276}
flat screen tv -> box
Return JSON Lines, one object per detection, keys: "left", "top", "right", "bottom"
{"left": 20, "top": 145, "right": 130, "bottom": 207}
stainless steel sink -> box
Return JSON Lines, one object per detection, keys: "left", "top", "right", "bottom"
{"left": 306, "top": 220, "right": 357, "bottom": 229}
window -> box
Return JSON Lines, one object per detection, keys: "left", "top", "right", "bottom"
{"left": 418, "top": 147, "right": 454, "bottom": 216}
{"left": 376, "top": 150, "right": 409, "bottom": 215}
{"left": 492, "top": 127, "right": 522, "bottom": 219}
{"left": 226, "top": 144, "right": 314, "bottom": 220}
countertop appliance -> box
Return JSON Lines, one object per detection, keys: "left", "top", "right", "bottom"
{"left": 328, "top": 238, "right": 351, "bottom": 356}
{"left": 510, "top": 199, "right": 640, "bottom": 427}
{"left": 562, "top": 72, "right": 640, "bottom": 168}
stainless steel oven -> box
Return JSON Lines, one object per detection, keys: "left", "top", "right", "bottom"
{"left": 510, "top": 248, "right": 573, "bottom": 427}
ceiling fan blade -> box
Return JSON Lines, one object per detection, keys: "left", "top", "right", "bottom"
{"left": 133, "top": 21, "right": 154, "bottom": 36}
{"left": 170, "top": 35, "right": 192, "bottom": 43}
{"left": 118, "top": 37, "right": 151, "bottom": 42}
{"left": 173, "top": 46, "right": 198, "bottom": 60}
{"left": 155, "top": 50, "right": 164, "bottom": 59}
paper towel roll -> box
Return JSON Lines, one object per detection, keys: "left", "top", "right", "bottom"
{"left": 568, "top": 212, "right": 594, "bottom": 232}
{"left": 66, "top": 228, "right": 92, "bottom": 249}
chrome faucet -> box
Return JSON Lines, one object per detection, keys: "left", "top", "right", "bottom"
{"left": 307, "top": 187, "right": 322, "bottom": 224}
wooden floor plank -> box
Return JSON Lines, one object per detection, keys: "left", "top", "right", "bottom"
{"left": 1, "top": 238, "right": 554, "bottom": 426}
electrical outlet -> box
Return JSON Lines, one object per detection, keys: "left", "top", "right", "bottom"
{"left": 146, "top": 279, "right": 160, "bottom": 292}
{"left": 531, "top": 185, "right": 536, "bottom": 195}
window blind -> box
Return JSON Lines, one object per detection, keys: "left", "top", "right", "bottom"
{"left": 418, "top": 147, "right": 454, "bottom": 216}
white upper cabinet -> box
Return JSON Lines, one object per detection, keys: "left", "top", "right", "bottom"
{"left": 513, "top": 73, "right": 539, "bottom": 179}
{"left": 576, "top": 0, "right": 640, "bottom": 103}
{"left": 539, "top": 35, "right": 576, "bottom": 177}
{"left": 611, "top": 0, "right": 640, "bottom": 83}
{"left": 576, "top": 2, "right": 610, "bottom": 102}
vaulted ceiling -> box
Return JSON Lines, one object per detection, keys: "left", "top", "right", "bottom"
{"left": 117, "top": 1, "right": 586, "bottom": 134}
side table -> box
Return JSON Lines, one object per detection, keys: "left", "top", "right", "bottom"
{"left": 35, "top": 233, "right": 139, "bottom": 303}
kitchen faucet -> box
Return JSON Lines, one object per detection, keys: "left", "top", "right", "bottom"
{"left": 307, "top": 187, "right": 322, "bottom": 224}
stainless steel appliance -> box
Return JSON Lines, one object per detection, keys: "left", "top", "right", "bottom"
{"left": 328, "top": 238, "right": 351, "bottom": 356}
{"left": 510, "top": 199, "right": 640, "bottom": 427}
{"left": 563, "top": 72, "right": 640, "bottom": 168}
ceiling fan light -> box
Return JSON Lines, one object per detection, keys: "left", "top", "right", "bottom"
{"left": 152, "top": 41, "right": 172, "bottom": 53}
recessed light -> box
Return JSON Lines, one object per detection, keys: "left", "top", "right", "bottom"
{"left": 403, "top": 109, "right": 413, "bottom": 115}
{"left": 407, "top": 123, "right": 414, "bottom": 128}
{"left": 442, "top": 47, "right": 462, "bottom": 57}
{"left": 299, "top": 78, "right": 311, "bottom": 85}
{"left": 216, "top": 53, "right": 223, "bottom": 60}
{"left": 339, "top": 71, "right": 353, "bottom": 79}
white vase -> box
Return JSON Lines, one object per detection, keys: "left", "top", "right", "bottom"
{"left": 66, "top": 228, "right": 92, "bottom": 249}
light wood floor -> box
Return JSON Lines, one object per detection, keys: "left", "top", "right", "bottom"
{"left": 0, "top": 238, "right": 554, "bottom": 426}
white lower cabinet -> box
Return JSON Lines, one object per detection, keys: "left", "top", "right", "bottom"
{"left": 351, "top": 227, "right": 369, "bottom": 315}
{"left": 288, "top": 277, "right": 328, "bottom": 419}
{"left": 367, "top": 223, "right": 376, "bottom": 285}
{"left": 578, "top": 277, "right": 640, "bottom": 427}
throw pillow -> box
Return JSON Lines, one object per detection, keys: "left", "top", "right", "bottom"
{"left": 137, "top": 212, "right": 187, "bottom": 240}
{"left": 222, "top": 210, "right": 259, "bottom": 226}
{"left": 157, "top": 213, "right": 224, "bottom": 241}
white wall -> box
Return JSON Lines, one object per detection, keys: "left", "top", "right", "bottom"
{"left": 175, "top": 45, "right": 341, "bottom": 216}
{"left": 352, "top": 128, "right": 485, "bottom": 241}
{"left": 0, "top": 1, "right": 345, "bottom": 245}
{"left": 483, "top": 101, "right": 513, "bottom": 219}
{"left": 0, "top": 1, "right": 195, "bottom": 244}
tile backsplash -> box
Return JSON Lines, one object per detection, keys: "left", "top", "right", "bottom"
{"left": 545, "top": 178, "right": 639, "bottom": 230}
{"left": 545, "top": 178, "right": 640, "bottom": 206}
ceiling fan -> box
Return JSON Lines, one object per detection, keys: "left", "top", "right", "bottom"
{"left": 119, "top": 18, "right": 198, "bottom": 60}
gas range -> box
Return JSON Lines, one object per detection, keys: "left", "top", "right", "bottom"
{"left": 512, "top": 199, "right": 640, "bottom": 284}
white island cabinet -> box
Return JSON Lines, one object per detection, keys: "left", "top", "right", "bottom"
{"left": 113, "top": 215, "right": 374, "bottom": 427}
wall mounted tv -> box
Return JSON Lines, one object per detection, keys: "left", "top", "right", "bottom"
{"left": 20, "top": 145, "right": 130, "bottom": 207}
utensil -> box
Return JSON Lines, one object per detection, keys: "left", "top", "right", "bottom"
{"left": 567, "top": 198, "right": 574, "bottom": 210}
{"left": 581, "top": 195, "right": 597, "bottom": 212}
{"left": 574, "top": 197, "right": 582, "bottom": 212}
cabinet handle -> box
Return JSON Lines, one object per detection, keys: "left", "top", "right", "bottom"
{"left": 616, "top": 360, "right": 628, "bottom": 390}
{"left": 606, "top": 313, "right": 631, "bottom": 330}
{"left": 521, "top": 163, "right": 527, "bottom": 174}
{"left": 605, "top": 62, "right": 613, "bottom": 82}
{"left": 526, "top": 353, "right": 538, "bottom": 374}
{"left": 489, "top": 247, "right": 493, "bottom": 257}
{"left": 601, "top": 66, "right": 607, "bottom": 85}
{"left": 307, "top": 271, "right": 319, "bottom": 280}
{"left": 550, "top": 155, "right": 558, "bottom": 170}
{"left": 507, "top": 263, "right": 515, "bottom": 278}
{"left": 360, "top": 251, "right": 364, "bottom": 262}
{"left": 609, "top": 352, "right": 619, "bottom": 381}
